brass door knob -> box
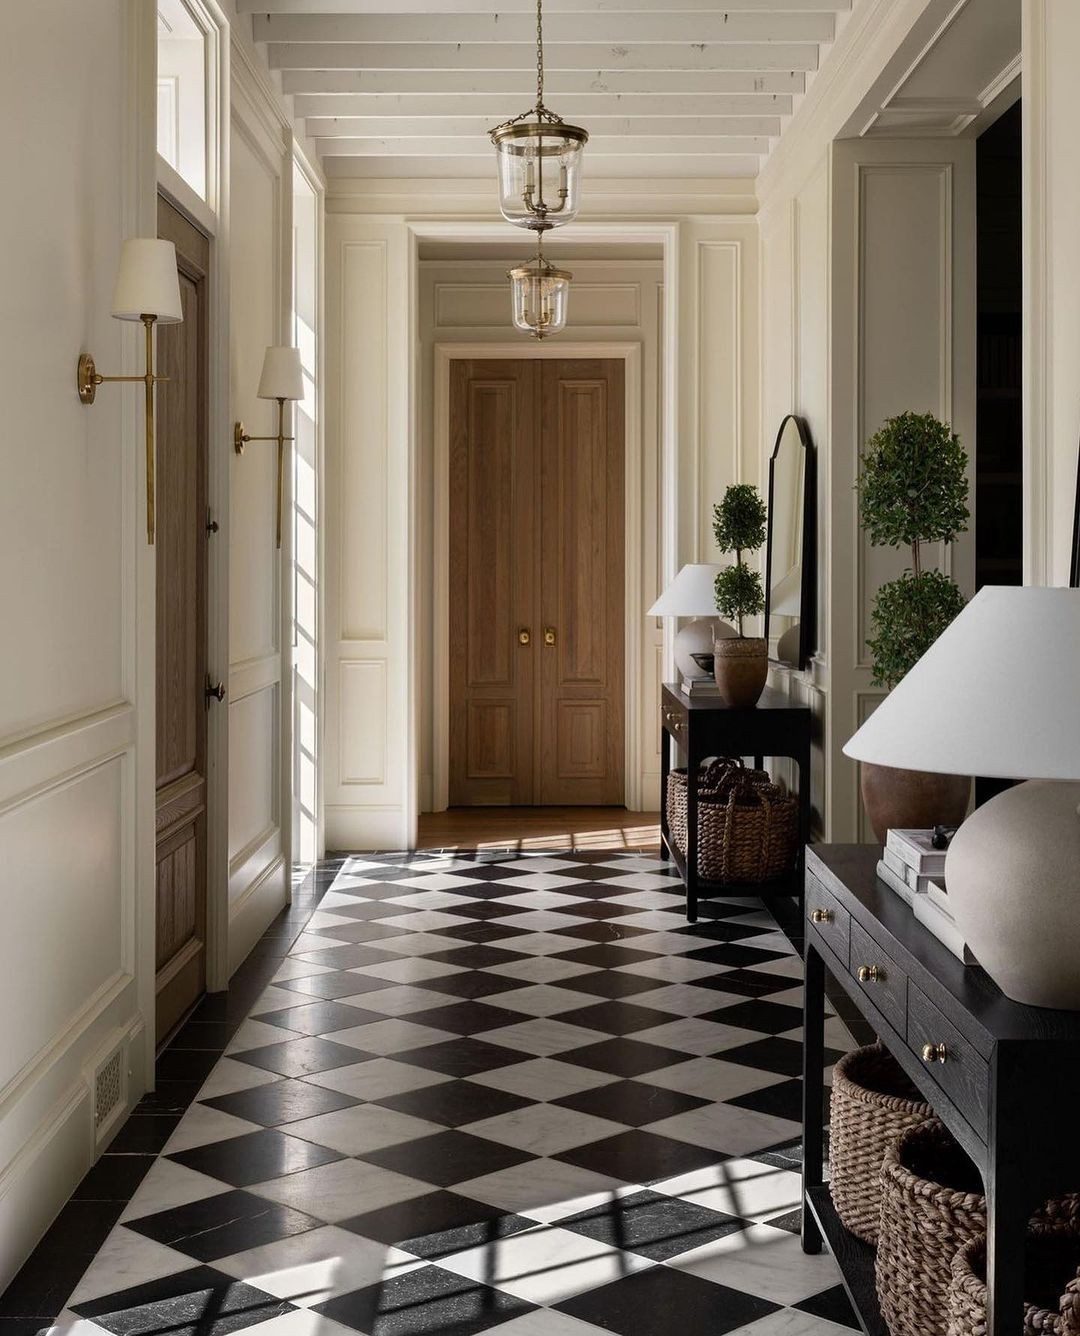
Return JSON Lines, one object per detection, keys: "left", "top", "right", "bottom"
{"left": 518, "top": 629, "right": 531, "bottom": 646}
{"left": 810, "top": 908, "right": 833, "bottom": 924}
{"left": 922, "top": 1042, "right": 948, "bottom": 1064}
{"left": 205, "top": 677, "right": 226, "bottom": 705}
{"left": 544, "top": 627, "right": 557, "bottom": 646}
{"left": 857, "top": 964, "right": 883, "bottom": 983}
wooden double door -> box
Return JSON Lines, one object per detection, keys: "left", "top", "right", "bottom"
{"left": 449, "top": 358, "right": 625, "bottom": 806}
{"left": 154, "top": 196, "right": 210, "bottom": 1044}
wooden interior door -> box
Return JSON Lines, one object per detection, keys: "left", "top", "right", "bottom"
{"left": 538, "top": 359, "right": 625, "bottom": 804}
{"left": 154, "top": 197, "right": 210, "bottom": 1044}
{"left": 449, "top": 360, "right": 538, "bottom": 805}
{"left": 447, "top": 357, "right": 624, "bottom": 806}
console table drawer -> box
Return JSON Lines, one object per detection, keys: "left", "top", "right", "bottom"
{"left": 908, "top": 984, "right": 990, "bottom": 1142}
{"left": 850, "top": 920, "right": 906, "bottom": 1031}
{"left": 806, "top": 876, "right": 849, "bottom": 966}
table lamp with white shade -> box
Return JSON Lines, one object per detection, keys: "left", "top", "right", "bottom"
{"left": 843, "top": 585, "right": 1080, "bottom": 1008}
{"left": 649, "top": 564, "right": 736, "bottom": 682}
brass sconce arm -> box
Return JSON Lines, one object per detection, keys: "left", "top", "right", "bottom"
{"left": 78, "top": 314, "right": 167, "bottom": 544}
{"left": 233, "top": 396, "right": 294, "bottom": 549}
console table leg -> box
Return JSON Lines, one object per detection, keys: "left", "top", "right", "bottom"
{"left": 802, "top": 941, "right": 825, "bottom": 1255}
{"left": 660, "top": 719, "right": 671, "bottom": 859}
{"left": 985, "top": 1170, "right": 1029, "bottom": 1335}
{"left": 685, "top": 749, "right": 699, "bottom": 923}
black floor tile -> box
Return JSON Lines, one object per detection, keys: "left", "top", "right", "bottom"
{"left": 558, "top": 1188, "right": 745, "bottom": 1260}
{"left": 794, "top": 1283, "right": 862, "bottom": 1329}
{"left": 561, "top": 970, "right": 667, "bottom": 1000}
{"left": 425, "top": 944, "right": 531, "bottom": 970}
{"left": 555, "top": 1000, "right": 681, "bottom": 1036}
{"left": 254, "top": 999, "right": 384, "bottom": 1036}
{"left": 71, "top": 1266, "right": 294, "bottom": 1336}
{"left": 683, "top": 943, "right": 791, "bottom": 968}
{"left": 167, "top": 1128, "right": 344, "bottom": 1187}
{"left": 73, "top": 1154, "right": 155, "bottom": 1201}
{"left": 233, "top": 1036, "right": 373, "bottom": 1078}
{"left": 314, "top": 1264, "right": 535, "bottom": 1336}
{"left": 404, "top": 1001, "right": 521, "bottom": 1036}
{"left": 553, "top": 1079, "right": 709, "bottom": 1127}
{"left": 359, "top": 1130, "right": 535, "bottom": 1187}
{"left": 549, "top": 921, "right": 656, "bottom": 944}
{"left": 107, "top": 1114, "right": 183, "bottom": 1154}
{"left": 556, "top": 1264, "right": 779, "bottom": 1336}
{"left": 341, "top": 1190, "right": 532, "bottom": 1258}
{"left": 729, "top": 1077, "right": 807, "bottom": 1124}
{"left": 275, "top": 970, "right": 393, "bottom": 1000}
{"left": 723, "top": 1035, "right": 843, "bottom": 1080}
{"left": 551, "top": 944, "right": 664, "bottom": 969}
{"left": 703, "top": 999, "right": 805, "bottom": 1034}
{"left": 557, "top": 1037, "right": 687, "bottom": 1078}
{"left": 554, "top": 1128, "right": 721, "bottom": 1185}
{"left": 395, "top": 1037, "right": 529, "bottom": 1078}
{"left": 410, "top": 972, "right": 531, "bottom": 1001}
{"left": 125, "top": 1188, "right": 320, "bottom": 1261}
{"left": 375, "top": 1079, "right": 530, "bottom": 1128}
{"left": 202, "top": 1078, "right": 362, "bottom": 1127}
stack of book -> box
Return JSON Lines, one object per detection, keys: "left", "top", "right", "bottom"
{"left": 680, "top": 676, "right": 720, "bottom": 698}
{"left": 877, "top": 829, "right": 976, "bottom": 965}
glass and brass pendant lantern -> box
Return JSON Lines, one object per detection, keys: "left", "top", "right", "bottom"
{"left": 489, "top": 0, "right": 588, "bottom": 231}
{"left": 509, "top": 233, "right": 572, "bottom": 340}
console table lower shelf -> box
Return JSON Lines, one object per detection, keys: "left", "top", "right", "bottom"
{"left": 804, "top": 1186, "right": 887, "bottom": 1336}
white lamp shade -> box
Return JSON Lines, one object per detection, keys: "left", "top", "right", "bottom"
{"left": 648, "top": 564, "right": 724, "bottom": 617}
{"left": 257, "top": 345, "right": 304, "bottom": 401}
{"left": 843, "top": 586, "right": 1080, "bottom": 780}
{"left": 770, "top": 565, "right": 802, "bottom": 618}
{"left": 110, "top": 239, "right": 183, "bottom": 323}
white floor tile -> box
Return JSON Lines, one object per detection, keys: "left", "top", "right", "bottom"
{"left": 468, "top": 1058, "right": 618, "bottom": 1101}
{"left": 346, "top": 957, "right": 467, "bottom": 983}
{"left": 67, "top": 1228, "right": 198, "bottom": 1303}
{"left": 217, "top": 1225, "right": 419, "bottom": 1305}
{"left": 281, "top": 1104, "right": 442, "bottom": 1156}
{"left": 644, "top": 1103, "right": 801, "bottom": 1157}
{"left": 322, "top": 1017, "right": 456, "bottom": 1053}
{"left": 455, "top": 1159, "right": 631, "bottom": 1221}
{"left": 250, "top": 1158, "right": 430, "bottom": 1220}
{"left": 120, "top": 1158, "right": 231, "bottom": 1222}
{"left": 485, "top": 984, "right": 602, "bottom": 1016}
{"left": 485, "top": 957, "right": 597, "bottom": 985}
{"left": 633, "top": 1018, "right": 762, "bottom": 1056}
{"left": 638, "top": 984, "right": 741, "bottom": 1016}
{"left": 482, "top": 1018, "right": 605, "bottom": 1057}
{"left": 462, "top": 1103, "right": 624, "bottom": 1156}
{"left": 197, "top": 1058, "right": 284, "bottom": 1100}
{"left": 304, "top": 1058, "right": 453, "bottom": 1101}
{"left": 666, "top": 1223, "right": 841, "bottom": 1305}
{"left": 163, "top": 1104, "right": 263, "bottom": 1154}
{"left": 345, "top": 984, "right": 462, "bottom": 1016}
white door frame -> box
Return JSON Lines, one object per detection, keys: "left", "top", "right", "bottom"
{"left": 432, "top": 342, "right": 643, "bottom": 813}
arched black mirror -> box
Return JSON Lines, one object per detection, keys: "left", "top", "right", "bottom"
{"left": 763, "top": 414, "right": 815, "bottom": 670}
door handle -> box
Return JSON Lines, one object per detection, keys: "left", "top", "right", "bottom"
{"left": 544, "top": 627, "right": 557, "bottom": 647}
{"left": 205, "top": 676, "right": 226, "bottom": 706}
{"left": 518, "top": 628, "right": 531, "bottom": 646}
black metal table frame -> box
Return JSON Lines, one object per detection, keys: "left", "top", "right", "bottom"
{"left": 659, "top": 683, "right": 812, "bottom": 922}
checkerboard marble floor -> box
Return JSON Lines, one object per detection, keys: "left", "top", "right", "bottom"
{"left": 44, "top": 852, "right": 859, "bottom": 1336}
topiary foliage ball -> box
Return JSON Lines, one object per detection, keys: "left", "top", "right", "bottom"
{"left": 859, "top": 411, "right": 969, "bottom": 550}
{"left": 866, "top": 570, "right": 966, "bottom": 690}
{"left": 714, "top": 564, "right": 764, "bottom": 635}
{"left": 713, "top": 484, "right": 767, "bottom": 555}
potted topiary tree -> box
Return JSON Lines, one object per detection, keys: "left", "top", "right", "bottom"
{"left": 858, "top": 411, "right": 972, "bottom": 842}
{"left": 712, "top": 483, "right": 768, "bottom": 707}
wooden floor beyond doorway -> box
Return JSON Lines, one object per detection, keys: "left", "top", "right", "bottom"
{"left": 417, "top": 807, "right": 660, "bottom": 852}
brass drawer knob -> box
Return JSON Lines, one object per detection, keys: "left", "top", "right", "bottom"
{"left": 922, "top": 1042, "right": 948, "bottom": 1064}
{"left": 810, "top": 908, "right": 832, "bottom": 924}
{"left": 857, "top": 964, "right": 884, "bottom": 983}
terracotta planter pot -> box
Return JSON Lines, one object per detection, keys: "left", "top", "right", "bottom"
{"left": 713, "top": 636, "right": 767, "bottom": 708}
{"left": 860, "top": 762, "right": 971, "bottom": 845}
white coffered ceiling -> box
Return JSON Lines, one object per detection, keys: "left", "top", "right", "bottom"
{"left": 238, "top": 0, "right": 855, "bottom": 179}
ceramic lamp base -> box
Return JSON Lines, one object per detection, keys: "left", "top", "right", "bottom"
{"left": 674, "top": 617, "right": 736, "bottom": 682}
{"left": 946, "top": 780, "right": 1080, "bottom": 1009}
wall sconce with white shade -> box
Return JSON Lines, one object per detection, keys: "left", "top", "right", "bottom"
{"left": 233, "top": 346, "right": 304, "bottom": 548}
{"left": 77, "top": 239, "right": 183, "bottom": 544}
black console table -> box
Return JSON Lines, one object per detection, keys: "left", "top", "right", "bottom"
{"left": 659, "top": 682, "right": 812, "bottom": 922}
{"left": 803, "top": 845, "right": 1080, "bottom": 1336}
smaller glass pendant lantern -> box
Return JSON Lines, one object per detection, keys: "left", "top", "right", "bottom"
{"left": 490, "top": 0, "right": 588, "bottom": 231}
{"left": 509, "top": 239, "right": 572, "bottom": 339}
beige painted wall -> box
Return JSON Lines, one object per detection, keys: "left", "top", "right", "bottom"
{"left": 0, "top": 0, "right": 156, "bottom": 1289}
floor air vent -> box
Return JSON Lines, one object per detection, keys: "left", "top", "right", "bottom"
{"left": 93, "top": 1048, "right": 125, "bottom": 1133}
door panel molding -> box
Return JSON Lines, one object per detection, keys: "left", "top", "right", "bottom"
{"left": 435, "top": 343, "right": 641, "bottom": 811}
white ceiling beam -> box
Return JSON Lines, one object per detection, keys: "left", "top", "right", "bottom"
{"left": 253, "top": 12, "right": 835, "bottom": 42}
{"left": 281, "top": 68, "right": 806, "bottom": 93}
{"left": 304, "top": 114, "right": 782, "bottom": 137}
{"left": 315, "top": 133, "right": 771, "bottom": 154}
{"left": 320, "top": 154, "right": 761, "bottom": 179}
{"left": 242, "top": 0, "right": 848, "bottom": 13}
{"left": 267, "top": 42, "right": 820, "bottom": 71}
{"left": 292, "top": 91, "right": 794, "bottom": 116}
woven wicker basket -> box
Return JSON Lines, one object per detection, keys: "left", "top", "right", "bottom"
{"left": 876, "top": 1118, "right": 986, "bottom": 1336}
{"left": 829, "top": 1043, "right": 933, "bottom": 1245}
{"left": 947, "top": 1202, "right": 1080, "bottom": 1336}
{"left": 666, "top": 757, "right": 798, "bottom": 885}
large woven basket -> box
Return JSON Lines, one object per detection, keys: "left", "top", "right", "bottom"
{"left": 876, "top": 1118, "right": 986, "bottom": 1336}
{"left": 948, "top": 1211, "right": 1080, "bottom": 1336}
{"left": 829, "top": 1043, "right": 933, "bottom": 1245}
{"left": 666, "top": 757, "right": 798, "bottom": 884}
